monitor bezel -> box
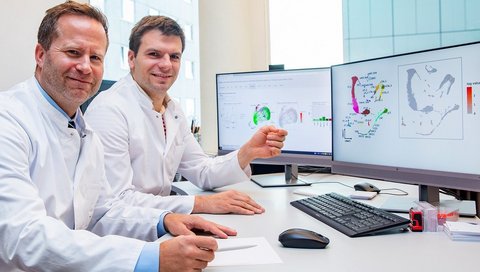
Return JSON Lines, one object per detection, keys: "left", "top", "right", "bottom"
{"left": 330, "top": 41, "right": 480, "bottom": 193}
{"left": 216, "top": 67, "right": 332, "bottom": 167}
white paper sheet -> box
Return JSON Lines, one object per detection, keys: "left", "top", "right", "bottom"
{"left": 208, "top": 237, "right": 282, "bottom": 267}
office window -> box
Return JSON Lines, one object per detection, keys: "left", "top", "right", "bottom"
{"left": 149, "top": 8, "right": 159, "bottom": 16}
{"left": 121, "top": 46, "right": 130, "bottom": 70}
{"left": 269, "top": 0, "right": 344, "bottom": 68}
{"left": 184, "top": 24, "right": 193, "bottom": 41}
{"left": 165, "top": 13, "right": 178, "bottom": 22}
{"left": 185, "top": 98, "right": 195, "bottom": 119}
{"left": 343, "top": 0, "right": 480, "bottom": 62}
{"left": 184, "top": 60, "right": 194, "bottom": 79}
{"left": 122, "top": 0, "right": 134, "bottom": 23}
{"left": 90, "top": 0, "right": 104, "bottom": 12}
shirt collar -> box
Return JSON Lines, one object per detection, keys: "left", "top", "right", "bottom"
{"left": 34, "top": 78, "right": 73, "bottom": 119}
{"left": 34, "top": 78, "right": 83, "bottom": 130}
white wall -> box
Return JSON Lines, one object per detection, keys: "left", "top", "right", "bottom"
{"left": 0, "top": 0, "right": 87, "bottom": 90}
{"left": 199, "top": 0, "right": 270, "bottom": 153}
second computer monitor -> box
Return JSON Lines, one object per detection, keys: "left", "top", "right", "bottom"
{"left": 216, "top": 68, "right": 332, "bottom": 186}
{"left": 331, "top": 42, "right": 480, "bottom": 200}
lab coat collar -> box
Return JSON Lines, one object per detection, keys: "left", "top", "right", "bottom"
{"left": 128, "top": 73, "right": 176, "bottom": 112}
{"left": 125, "top": 74, "right": 182, "bottom": 153}
{"left": 30, "top": 77, "right": 92, "bottom": 138}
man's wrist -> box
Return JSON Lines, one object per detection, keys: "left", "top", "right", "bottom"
{"left": 237, "top": 145, "right": 254, "bottom": 169}
{"left": 192, "top": 195, "right": 206, "bottom": 213}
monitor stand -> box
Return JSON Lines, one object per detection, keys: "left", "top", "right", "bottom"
{"left": 251, "top": 164, "right": 311, "bottom": 188}
{"left": 419, "top": 185, "right": 440, "bottom": 203}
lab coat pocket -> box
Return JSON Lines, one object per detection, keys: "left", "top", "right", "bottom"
{"left": 74, "top": 181, "right": 102, "bottom": 230}
{"left": 166, "top": 136, "right": 186, "bottom": 177}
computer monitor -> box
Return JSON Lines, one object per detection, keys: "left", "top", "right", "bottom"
{"left": 216, "top": 68, "right": 332, "bottom": 187}
{"left": 331, "top": 41, "right": 480, "bottom": 208}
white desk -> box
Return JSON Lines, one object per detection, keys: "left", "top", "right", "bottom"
{"left": 175, "top": 174, "right": 480, "bottom": 272}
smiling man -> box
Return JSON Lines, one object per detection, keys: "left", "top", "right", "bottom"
{"left": 85, "top": 16, "right": 288, "bottom": 215}
{"left": 35, "top": 12, "right": 105, "bottom": 117}
{"left": 0, "top": 2, "right": 237, "bottom": 272}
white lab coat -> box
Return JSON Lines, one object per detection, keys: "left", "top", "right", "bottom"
{"left": 0, "top": 78, "right": 165, "bottom": 272}
{"left": 85, "top": 74, "right": 251, "bottom": 214}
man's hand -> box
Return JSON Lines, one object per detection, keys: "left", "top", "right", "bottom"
{"left": 238, "top": 125, "right": 288, "bottom": 168}
{"left": 159, "top": 235, "right": 217, "bottom": 272}
{"left": 192, "top": 190, "right": 265, "bottom": 215}
{"left": 163, "top": 213, "right": 237, "bottom": 239}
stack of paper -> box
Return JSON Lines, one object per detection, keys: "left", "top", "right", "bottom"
{"left": 444, "top": 221, "right": 480, "bottom": 241}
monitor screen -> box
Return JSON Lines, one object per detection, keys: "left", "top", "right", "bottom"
{"left": 331, "top": 42, "right": 480, "bottom": 197}
{"left": 216, "top": 68, "right": 332, "bottom": 168}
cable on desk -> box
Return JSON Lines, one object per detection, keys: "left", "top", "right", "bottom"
{"left": 439, "top": 188, "right": 462, "bottom": 200}
{"left": 308, "top": 180, "right": 354, "bottom": 189}
{"left": 377, "top": 188, "right": 409, "bottom": 196}
{"left": 293, "top": 172, "right": 410, "bottom": 196}
{"left": 291, "top": 172, "right": 354, "bottom": 189}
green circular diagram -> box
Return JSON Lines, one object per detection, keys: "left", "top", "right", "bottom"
{"left": 253, "top": 106, "right": 271, "bottom": 125}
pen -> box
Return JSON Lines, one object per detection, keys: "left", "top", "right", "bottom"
{"left": 216, "top": 244, "right": 257, "bottom": 252}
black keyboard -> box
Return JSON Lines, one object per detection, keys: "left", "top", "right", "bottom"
{"left": 291, "top": 192, "right": 410, "bottom": 237}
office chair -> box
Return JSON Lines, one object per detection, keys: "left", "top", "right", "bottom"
{"left": 80, "top": 79, "right": 116, "bottom": 113}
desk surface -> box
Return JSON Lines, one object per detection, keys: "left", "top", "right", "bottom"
{"left": 175, "top": 174, "right": 480, "bottom": 272}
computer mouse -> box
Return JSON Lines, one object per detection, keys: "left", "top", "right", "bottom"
{"left": 354, "top": 182, "right": 381, "bottom": 193}
{"left": 278, "top": 228, "right": 330, "bottom": 249}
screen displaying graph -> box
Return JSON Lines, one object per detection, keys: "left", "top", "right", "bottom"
{"left": 332, "top": 42, "right": 480, "bottom": 177}
{"left": 217, "top": 68, "right": 332, "bottom": 156}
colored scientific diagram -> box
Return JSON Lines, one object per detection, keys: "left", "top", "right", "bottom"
{"left": 252, "top": 105, "right": 271, "bottom": 127}
{"left": 466, "top": 83, "right": 479, "bottom": 115}
{"left": 250, "top": 103, "right": 330, "bottom": 132}
{"left": 341, "top": 71, "right": 392, "bottom": 142}
{"left": 279, "top": 106, "right": 298, "bottom": 127}
{"left": 398, "top": 58, "right": 462, "bottom": 139}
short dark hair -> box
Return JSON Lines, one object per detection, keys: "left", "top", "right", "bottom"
{"left": 129, "top": 15, "right": 185, "bottom": 56}
{"left": 37, "top": 0, "right": 109, "bottom": 50}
